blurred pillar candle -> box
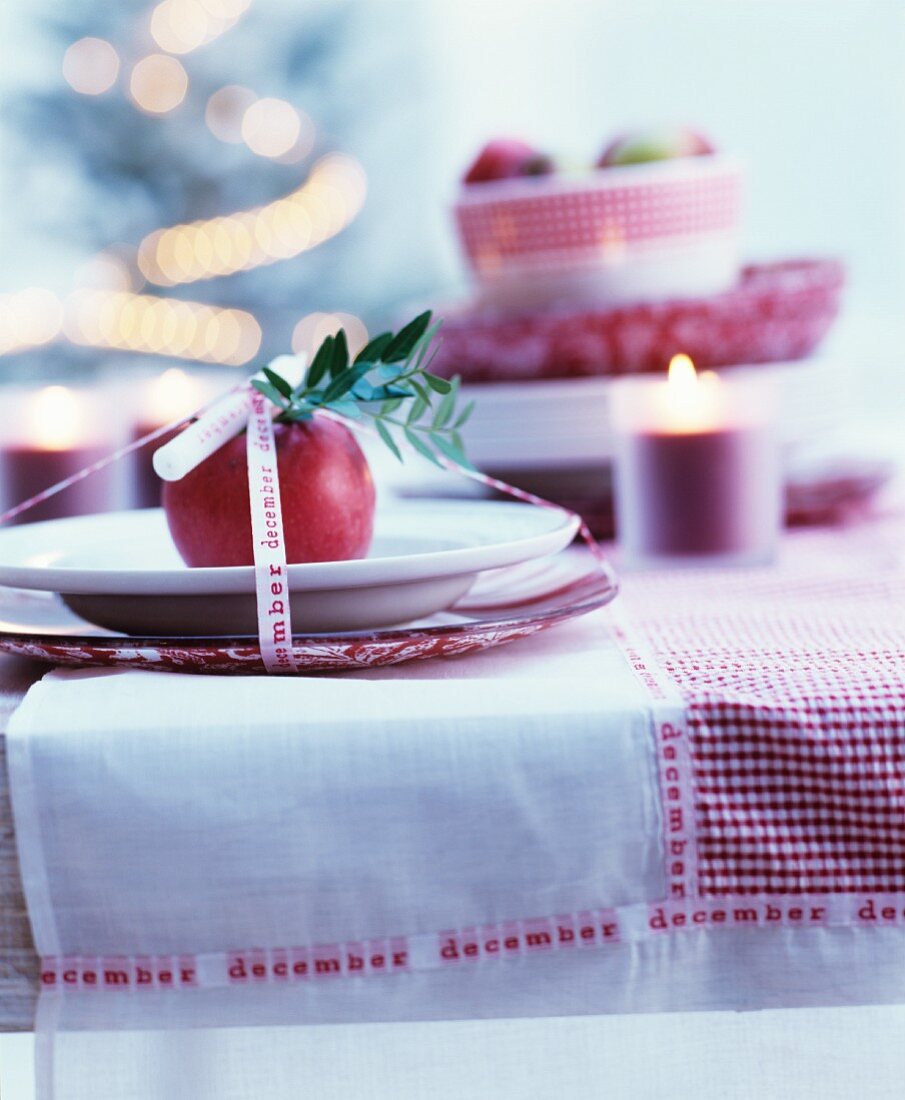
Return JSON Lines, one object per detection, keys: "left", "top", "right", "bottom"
{"left": 0, "top": 385, "right": 116, "bottom": 524}
{"left": 130, "top": 368, "right": 210, "bottom": 508}
{"left": 612, "top": 356, "right": 781, "bottom": 567}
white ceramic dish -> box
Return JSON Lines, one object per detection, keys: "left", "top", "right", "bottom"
{"left": 0, "top": 501, "right": 579, "bottom": 635}
{"left": 455, "top": 357, "right": 847, "bottom": 470}
{"left": 0, "top": 554, "right": 618, "bottom": 675}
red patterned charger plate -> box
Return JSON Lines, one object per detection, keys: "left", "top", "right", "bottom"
{"left": 0, "top": 556, "right": 617, "bottom": 675}
{"left": 432, "top": 259, "right": 845, "bottom": 382}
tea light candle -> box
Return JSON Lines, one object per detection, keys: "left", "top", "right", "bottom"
{"left": 612, "top": 355, "right": 781, "bottom": 567}
{"left": 0, "top": 385, "right": 116, "bottom": 524}
{"left": 131, "top": 368, "right": 211, "bottom": 508}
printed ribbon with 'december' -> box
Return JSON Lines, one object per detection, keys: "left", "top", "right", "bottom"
{"left": 1, "top": 369, "right": 614, "bottom": 673}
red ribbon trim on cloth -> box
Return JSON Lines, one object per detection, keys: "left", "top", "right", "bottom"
{"left": 607, "top": 616, "right": 700, "bottom": 902}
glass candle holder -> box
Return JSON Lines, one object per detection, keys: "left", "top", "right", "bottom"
{"left": 612, "top": 357, "right": 781, "bottom": 568}
{"left": 0, "top": 384, "right": 123, "bottom": 524}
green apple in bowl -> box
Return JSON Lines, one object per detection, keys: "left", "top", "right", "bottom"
{"left": 598, "top": 128, "right": 715, "bottom": 168}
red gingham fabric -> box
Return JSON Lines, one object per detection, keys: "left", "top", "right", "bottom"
{"left": 455, "top": 170, "right": 741, "bottom": 269}
{"left": 620, "top": 518, "right": 905, "bottom": 896}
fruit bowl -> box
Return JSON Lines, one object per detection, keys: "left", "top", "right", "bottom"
{"left": 453, "top": 153, "right": 743, "bottom": 309}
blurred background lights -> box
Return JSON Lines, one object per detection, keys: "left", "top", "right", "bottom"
{"left": 4, "top": 4, "right": 374, "bottom": 371}
{"left": 150, "top": 0, "right": 252, "bottom": 55}
{"left": 205, "top": 84, "right": 256, "bottom": 143}
{"left": 198, "top": 0, "right": 253, "bottom": 17}
{"left": 130, "top": 54, "right": 189, "bottom": 115}
{"left": 151, "top": 0, "right": 209, "bottom": 55}
{"left": 137, "top": 153, "right": 367, "bottom": 285}
{"left": 0, "top": 289, "right": 63, "bottom": 355}
{"left": 291, "top": 311, "right": 368, "bottom": 359}
{"left": 63, "top": 291, "right": 261, "bottom": 365}
{"left": 241, "top": 97, "right": 307, "bottom": 159}
{"left": 144, "top": 367, "right": 203, "bottom": 422}
{"left": 73, "top": 251, "right": 135, "bottom": 291}
{"left": 62, "top": 37, "right": 120, "bottom": 96}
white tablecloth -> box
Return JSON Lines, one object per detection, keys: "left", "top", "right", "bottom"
{"left": 7, "top": 1004, "right": 905, "bottom": 1100}
{"left": 6, "top": 519, "right": 905, "bottom": 1097}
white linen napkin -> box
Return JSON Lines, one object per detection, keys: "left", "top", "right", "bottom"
{"left": 8, "top": 608, "right": 662, "bottom": 1000}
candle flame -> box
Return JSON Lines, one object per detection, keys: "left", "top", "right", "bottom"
{"left": 27, "top": 386, "right": 84, "bottom": 451}
{"left": 662, "top": 354, "right": 722, "bottom": 433}
{"left": 668, "top": 353, "right": 697, "bottom": 387}
{"left": 145, "top": 367, "right": 198, "bottom": 424}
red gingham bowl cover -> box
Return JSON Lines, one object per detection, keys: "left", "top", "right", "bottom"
{"left": 454, "top": 157, "right": 742, "bottom": 272}
{"left": 433, "top": 259, "right": 845, "bottom": 381}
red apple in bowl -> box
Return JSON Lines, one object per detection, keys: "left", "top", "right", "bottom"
{"left": 162, "top": 417, "right": 376, "bottom": 567}
{"left": 597, "top": 127, "right": 715, "bottom": 168}
{"left": 463, "top": 139, "right": 554, "bottom": 184}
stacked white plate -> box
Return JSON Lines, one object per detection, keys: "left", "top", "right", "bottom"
{"left": 456, "top": 357, "right": 848, "bottom": 471}
{"left": 0, "top": 501, "right": 579, "bottom": 636}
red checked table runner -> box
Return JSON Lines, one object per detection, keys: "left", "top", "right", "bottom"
{"left": 619, "top": 516, "right": 904, "bottom": 909}
{"left": 4, "top": 515, "right": 905, "bottom": 1047}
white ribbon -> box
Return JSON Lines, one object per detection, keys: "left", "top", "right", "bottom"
{"left": 153, "top": 356, "right": 306, "bottom": 483}
{"left": 245, "top": 391, "right": 299, "bottom": 674}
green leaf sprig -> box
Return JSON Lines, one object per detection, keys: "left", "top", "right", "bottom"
{"left": 251, "top": 311, "right": 475, "bottom": 469}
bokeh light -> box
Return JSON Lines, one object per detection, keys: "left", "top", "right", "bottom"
{"left": 241, "top": 97, "right": 310, "bottom": 159}
{"left": 64, "top": 290, "right": 261, "bottom": 365}
{"left": 205, "top": 84, "right": 257, "bottom": 143}
{"left": 73, "top": 251, "right": 135, "bottom": 291}
{"left": 129, "top": 54, "right": 189, "bottom": 115}
{"left": 62, "top": 38, "right": 120, "bottom": 96}
{"left": 292, "top": 312, "right": 368, "bottom": 360}
{"left": 143, "top": 367, "right": 208, "bottom": 424}
{"left": 151, "top": 0, "right": 208, "bottom": 54}
{"left": 150, "top": 0, "right": 251, "bottom": 55}
{"left": 137, "top": 153, "right": 368, "bottom": 285}
{"left": 0, "top": 289, "right": 63, "bottom": 355}
{"left": 198, "top": 0, "right": 253, "bottom": 16}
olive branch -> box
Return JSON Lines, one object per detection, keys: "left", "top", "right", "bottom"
{"left": 251, "top": 311, "right": 474, "bottom": 469}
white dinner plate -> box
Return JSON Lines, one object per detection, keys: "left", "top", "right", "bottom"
{"left": 457, "top": 357, "right": 848, "bottom": 470}
{"left": 0, "top": 502, "right": 579, "bottom": 635}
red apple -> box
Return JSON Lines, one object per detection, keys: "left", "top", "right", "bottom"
{"left": 463, "top": 139, "right": 554, "bottom": 184}
{"left": 597, "top": 128, "right": 715, "bottom": 168}
{"left": 162, "top": 417, "right": 376, "bottom": 567}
